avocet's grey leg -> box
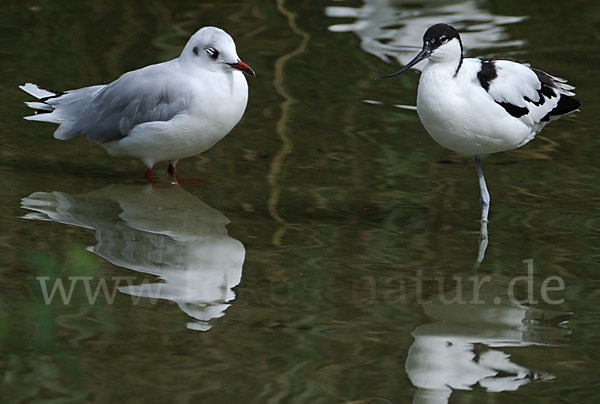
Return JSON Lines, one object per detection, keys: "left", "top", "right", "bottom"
{"left": 473, "top": 155, "right": 490, "bottom": 223}
{"left": 473, "top": 220, "right": 488, "bottom": 271}
{"left": 472, "top": 155, "right": 490, "bottom": 270}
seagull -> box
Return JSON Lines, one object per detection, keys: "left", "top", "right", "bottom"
{"left": 380, "top": 23, "right": 580, "bottom": 223}
{"left": 20, "top": 26, "right": 255, "bottom": 183}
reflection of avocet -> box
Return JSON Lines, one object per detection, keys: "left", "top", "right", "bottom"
{"left": 405, "top": 274, "right": 570, "bottom": 404}
{"left": 21, "top": 184, "right": 244, "bottom": 332}
{"left": 326, "top": 0, "right": 525, "bottom": 69}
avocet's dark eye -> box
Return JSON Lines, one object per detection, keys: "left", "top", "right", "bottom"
{"left": 206, "top": 47, "right": 219, "bottom": 59}
{"left": 440, "top": 36, "right": 448, "bottom": 43}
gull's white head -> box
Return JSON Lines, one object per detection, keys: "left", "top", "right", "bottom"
{"left": 180, "top": 26, "right": 255, "bottom": 77}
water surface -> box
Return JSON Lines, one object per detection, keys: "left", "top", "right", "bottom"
{"left": 1, "top": 0, "right": 599, "bottom": 402}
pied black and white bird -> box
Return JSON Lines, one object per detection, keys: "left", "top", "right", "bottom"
{"left": 381, "top": 24, "right": 580, "bottom": 223}
{"left": 20, "top": 26, "right": 255, "bottom": 183}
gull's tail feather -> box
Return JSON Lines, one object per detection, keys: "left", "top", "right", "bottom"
{"left": 20, "top": 82, "right": 103, "bottom": 140}
{"left": 20, "top": 83, "right": 62, "bottom": 119}
{"left": 25, "top": 101, "right": 53, "bottom": 112}
{"left": 20, "top": 83, "right": 59, "bottom": 100}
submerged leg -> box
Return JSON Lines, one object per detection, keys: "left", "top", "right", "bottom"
{"left": 473, "top": 155, "right": 490, "bottom": 223}
{"left": 167, "top": 161, "right": 176, "bottom": 177}
{"left": 144, "top": 167, "right": 153, "bottom": 184}
{"left": 472, "top": 155, "right": 490, "bottom": 270}
{"left": 473, "top": 220, "right": 489, "bottom": 271}
{"left": 167, "top": 160, "right": 204, "bottom": 184}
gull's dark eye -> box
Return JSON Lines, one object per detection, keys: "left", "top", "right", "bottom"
{"left": 440, "top": 36, "right": 448, "bottom": 43}
{"left": 206, "top": 47, "right": 219, "bottom": 59}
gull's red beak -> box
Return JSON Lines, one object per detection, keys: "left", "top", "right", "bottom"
{"left": 228, "top": 60, "right": 256, "bottom": 77}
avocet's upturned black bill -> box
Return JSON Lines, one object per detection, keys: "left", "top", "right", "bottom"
{"left": 379, "top": 48, "right": 431, "bottom": 78}
{"left": 20, "top": 26, "right": 255, "bottom": 183}
{"left": 380, "top": 23, "right": 580, "bottom": 224}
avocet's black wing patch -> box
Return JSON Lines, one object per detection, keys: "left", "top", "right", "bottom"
{"left": 497, "top": 102, "right": 528, "bottom": 118}
{"left": 478, "top": 59, "right": 579, "bottom": 127}
{"left": 531, "top": 68, "right": 581, "bottom": 122}
{"left": 477, "top": 59, "right": 497, "bottom": 92}
{"left": 478, "top": 59, "right": 529, "bottom": 118}
{"left": 541, "top": 95, "right": 581, "bottom": 122}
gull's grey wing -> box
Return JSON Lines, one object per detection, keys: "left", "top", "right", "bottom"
{"left": 52, "top": 60, "right": 191, "bottom": 144}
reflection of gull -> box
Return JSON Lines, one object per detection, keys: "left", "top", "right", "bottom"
{"left": 406, "top": 274, "right": 570, "bottom": 404}
{"left": 326, "top": 0, "right": 525, "bottom": 69}
{"left": 21, "top": 184, "right": 244, "bottom": 332}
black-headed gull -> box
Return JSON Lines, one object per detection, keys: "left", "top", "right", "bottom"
{"left": 20, "top": 26, "right": 255, "bottom": 183}
{"left": 380, "top": 24, "right": 580, "bottom": 223}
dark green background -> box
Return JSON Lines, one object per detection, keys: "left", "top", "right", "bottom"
{"left": 1, "top": 0, "right": 599, "bottom": 402}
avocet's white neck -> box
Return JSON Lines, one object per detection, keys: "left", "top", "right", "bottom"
{"left": 428, "top": 38, "right": 463, "bottom": 75}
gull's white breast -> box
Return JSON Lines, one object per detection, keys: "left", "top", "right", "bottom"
{"left": 103, "top": 67, "right": 248, "bottom": 166}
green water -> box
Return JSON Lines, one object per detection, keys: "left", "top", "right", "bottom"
{"left": 1, "top": 0, "right": 599, "bottom": 402}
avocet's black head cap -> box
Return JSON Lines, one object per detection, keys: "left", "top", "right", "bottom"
{"left": 422, "top": 24, "right": 461, "bottom": 51}
{"left": 379, "top": 23, "right": 462, "bottom": 79}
